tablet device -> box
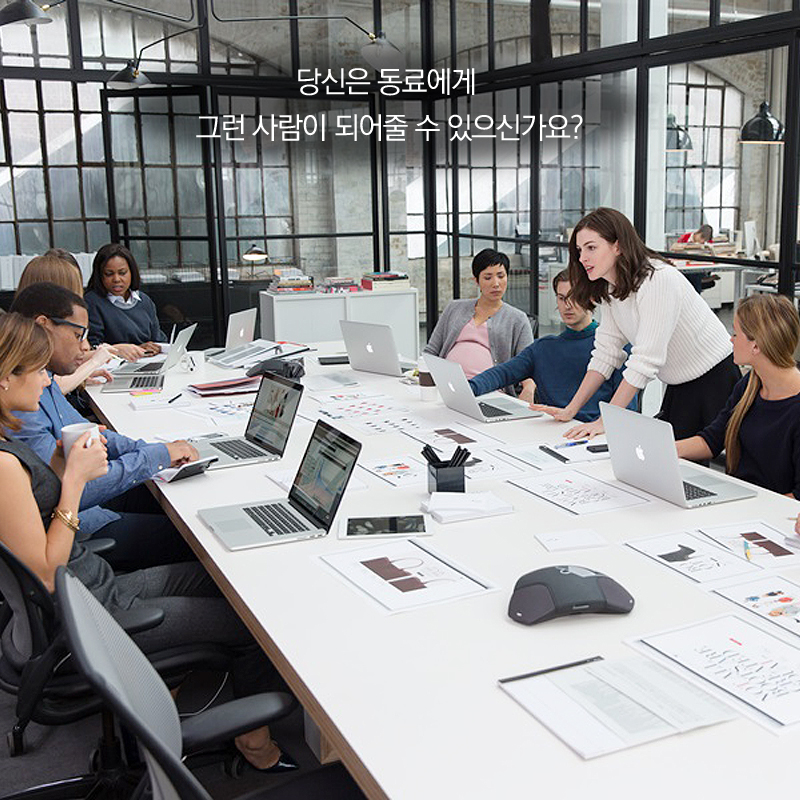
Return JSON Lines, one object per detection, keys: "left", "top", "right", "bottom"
{"left": 338, "top": 514, "right": 430, "bottom": 540}
{"left": 156, "top": 456, "right": 218, "bottom": 483}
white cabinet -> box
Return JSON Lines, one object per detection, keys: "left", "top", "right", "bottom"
{"left": 260, "top": 289, "right": 420, "bottom": 357}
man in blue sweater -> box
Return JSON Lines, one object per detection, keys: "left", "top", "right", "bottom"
{"left": 468, "top": 270, "right": 635, "bottom": 421}
{"left": 9, "top": 283, "right": 198, "bottom": 570}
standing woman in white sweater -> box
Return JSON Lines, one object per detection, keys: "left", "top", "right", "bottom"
{"left": 533, "top": 207, "right": 740, "bottom": 439}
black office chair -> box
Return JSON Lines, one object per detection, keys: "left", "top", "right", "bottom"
{"left": 0, "top": 543, "right": 235, "bottom": 799}
{"left": 56, "top": 567, "right": 364, "bottom": 800}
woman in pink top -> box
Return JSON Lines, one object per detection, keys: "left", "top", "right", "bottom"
{"left": 423, "top": 249, "right": 535, "bottom": 399}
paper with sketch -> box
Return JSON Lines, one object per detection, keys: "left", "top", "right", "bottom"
{"left": 320, "top": 538, "right": 494, "bottom": 612}
{"left": 509, "top": 470, "right": 647, "bottom": 515}
{"left": 715, "top": 576, "right": 800, "bottom": 637}
{"left": 316, "top": 394, "right": 405, "bottom": 421}
{"left": 498, "top": 442, "right": 607, "bottom": 471}
{"left": 698, "top": 520, "right": 800, "bottom": 566}
{"left": 498, "top": 444, "right": 565, "bottom": 470}
{"left": 626, "top": 531, "right": 755, "bottom": 583}
{"left": 463, "top": 450, "right": 524, "bottom": 481}
{"left": 180, "top": 398, "right": 255, "bottom": 425}
{"left": 359, "top": 455, "right": 428, "bottom": 487}
{"left": 345, "top": 412, "right": 431, "bottom": 437}
{"left": 535, "top": 528, "right": 607, "bottom": 552}
{"left": 638, "top": 615, "right": 800, "bottom": 727}
{"left": 310, "top": 389, "right": 382, "bottom": 404}
{"left": 499, "top": 655, "right": 734, "bottom": 759}
{"left": 402, "top": 422, "right": 501, "bottom": 453}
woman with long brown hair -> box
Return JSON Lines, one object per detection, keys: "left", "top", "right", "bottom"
{"left": 533, "top": 207, "right": 740, "bottom": 439}
{"left": 677, "top": 294, "right": 800, "bottom": 497}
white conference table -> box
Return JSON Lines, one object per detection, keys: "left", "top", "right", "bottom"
{"left": 88, "top": 349, "right": 799, "bottom": 799}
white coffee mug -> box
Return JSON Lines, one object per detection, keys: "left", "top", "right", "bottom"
{"left": 61, "top": 422, "right": 100, "bottom": 456}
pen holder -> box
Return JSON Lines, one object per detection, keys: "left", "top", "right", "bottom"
{"left": 427, "top": 463, "right": 465, "bottom": 494}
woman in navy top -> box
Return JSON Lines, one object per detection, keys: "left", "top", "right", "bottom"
{"left": 677, "top": 293, "right": 800, "bottom": 498}
{"left": 84, "top": 244, "right": 166, "bottom": 357}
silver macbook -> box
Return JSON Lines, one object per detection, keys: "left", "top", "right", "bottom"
{"left": 225, "top": 308, "right": 257, "bottom": 350}
{"left": 190, "top": 372, "right": 303, "bottom": 470}
{"left": 103, "top": 323, "right": 197, "bottom": 393}
{"left": 425, "top": 354, "right": 541, "bottom": 423}
{"left": 600, "top": 402, "right": 756, "bottom": 508}
{"left": 198, "top": 420, "right": 362, "bottom": 550}
{"left": 340, "top": 320, "right": 416, "bottom": 376}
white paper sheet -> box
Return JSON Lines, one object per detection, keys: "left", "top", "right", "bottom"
{"left": 535, "top": 528, "right": 607, "bottom": 552}
{"left": 499, "top": 655, "right": 734, "bottom": 759}
{"left": 698, "top": 519, "right": 800, "bottom": 566}
{"left": 358, "top": 455, "right": 428, "bottom": 487}
{"left": 639, "top": 615, "right": 800, "bottom": 727}
{"left": 499, "top": 441, "right": 609, "bottom": 471}
{"left": 320, "top": 539, "right": 494, "bottom": 612}
{"left": 509, "top": 470, "right": 648, "bottom": 515}
{"left": 402, "top": 422, "right": 502, "bottom": 452}
{"left": 627, "top": 531, "right": 757, "bottom": 584}
{"left": 714, "top": 575, "right": 800, "bottom": 637}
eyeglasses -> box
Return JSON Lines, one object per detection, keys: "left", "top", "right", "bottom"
{"left": 48, "top": 317, "right": 89, "bottom": 342}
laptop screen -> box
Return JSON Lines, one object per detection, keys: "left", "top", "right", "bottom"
{"left": 245, "top": 373, "right": 303, "bottom": 455}
{"left": 289, "top": 420, "right": 362, "bottom": 530}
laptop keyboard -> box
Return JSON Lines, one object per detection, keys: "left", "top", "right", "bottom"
{"left": 683, "top": 482, "right": 717, "bottom": 501}
{"left": 210, "top": 439, "right": 268, "bottom": 460}
{"left": 243, "top": 503, "right": 308, "bottom": 536}
{"left": 129, "top": 375, "right": 163, "bottom": 389}
{"left": 478, "top": 402, "right": 511, "bottom": 418}
{"left": 134, "top": 362, "right": 163, "bottom": 373}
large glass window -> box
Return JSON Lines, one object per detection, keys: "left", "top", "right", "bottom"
{"left": 647, "top": 49, "right": 787, "bottom": 263}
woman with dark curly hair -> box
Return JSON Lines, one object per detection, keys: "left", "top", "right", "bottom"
{"left": 533, "top": 207, "right": 740, "bottom": 440}
{"left": 84, "top": 243, "right": 166, "bottom": 360}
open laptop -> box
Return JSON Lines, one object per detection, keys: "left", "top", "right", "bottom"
{"left": 425, "top": 354, "right": 541, "bottom": 423}
{"left": 102, "top": 323, "right": 197, "bottom": 393}
{"left": 205, "top": 308, "right": 258, "bottom": 360}
{"left": 198, "top": 419, "right": 362, "bottom": 550}
{"left": 340, "top": 320, "right": 416, "bottom": 376}
{"left": 600, "top": 402, "right": 756, "bottom": 508}
{"left": 190, "top": 372, "right": 303, "bottom": 470}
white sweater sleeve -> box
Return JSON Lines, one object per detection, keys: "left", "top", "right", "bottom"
{"left": 588, "top": 305, "right": 629, "bottom": 379}
{"left": 621, "top": 266, "right": 684, "bottom": 389}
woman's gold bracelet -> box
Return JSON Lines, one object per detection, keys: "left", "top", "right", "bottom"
{"left": 51, "top": 508, "right": 80, "bottom": 533}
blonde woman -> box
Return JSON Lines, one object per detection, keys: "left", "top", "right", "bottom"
{"left": 0, "top": 312, "right": 297, "bottom": 773}
{"left": 676, "top": 294, "right": 800, "bottom": 497}
{"left": 16, "top": 255, "right": 115, "bottom": 393}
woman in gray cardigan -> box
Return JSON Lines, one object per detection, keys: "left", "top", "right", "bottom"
{"left": 423, "top": 249, "right": 534, "bottom": 399}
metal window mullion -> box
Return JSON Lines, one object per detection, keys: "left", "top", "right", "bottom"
{"left": 36, "top": 81, "right": 55, "bottom": 250}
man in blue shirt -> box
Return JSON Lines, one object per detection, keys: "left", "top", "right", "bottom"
{"left": 9, "top": 283, "right": 198, "bottom": 569}
{"left": 468, "top": 269, "right": 635, "bottom": 421}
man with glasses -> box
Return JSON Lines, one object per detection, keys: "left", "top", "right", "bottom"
{"left": 8, "top": 282, "right": 198, "bottom": 570}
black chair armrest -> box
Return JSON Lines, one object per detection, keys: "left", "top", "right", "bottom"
{"left": 181, "top": 692, "right": 296, "bottom": 753}
{"left": 113, "top": 606, "right": 165, "bottom": 635}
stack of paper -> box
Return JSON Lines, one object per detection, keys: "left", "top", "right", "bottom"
{"left": 421, "top": 491, "right": 514, "bottom": 523}
{"left": 186, "top": 376, "right": 261, "bottom": 397}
